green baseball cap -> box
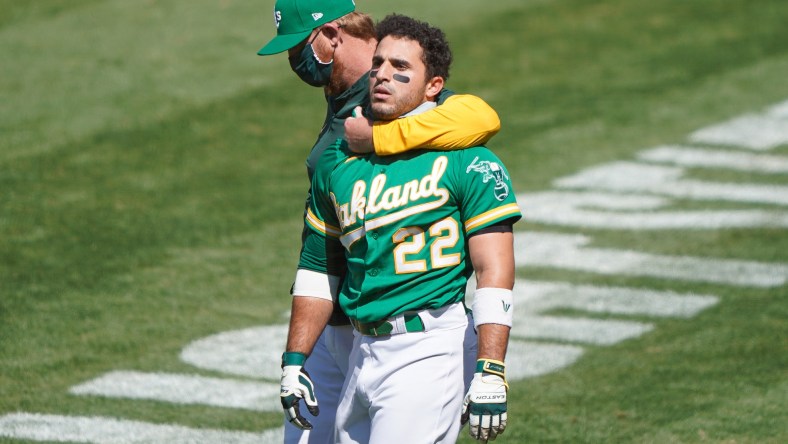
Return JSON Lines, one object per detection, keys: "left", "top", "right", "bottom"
{"left": 258, "top": 0, "right": 356, "bottom": 56}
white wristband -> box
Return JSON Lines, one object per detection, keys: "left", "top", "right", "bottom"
{"left": 471, "top": 287, "right": 513, "bottom": 328}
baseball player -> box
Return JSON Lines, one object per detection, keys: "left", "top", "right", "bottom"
{"left": 257, "top": 1, "right": 503, "bottom": 442}
{"left": 281, "top": 14, "right": 520, "bottom": 443}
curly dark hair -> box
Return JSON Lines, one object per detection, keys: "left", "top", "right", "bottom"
{"left": 375, "top": 14, "right": 452, "bottom": 81}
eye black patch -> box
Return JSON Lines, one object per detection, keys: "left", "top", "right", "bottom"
{"left": 392, "top": 74, "right": 411, "bottom": 83}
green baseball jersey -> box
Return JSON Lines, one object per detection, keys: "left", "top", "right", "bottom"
{"left": 301, "top": 76, "right": 457, "bottom": 325}
{"left": 300, "top": 140, "right": 522, "bottom": 323}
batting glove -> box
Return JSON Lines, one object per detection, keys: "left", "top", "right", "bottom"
{"left": 280, "top": 352, "right": 319, "bottom": 430}
{"left": 461, "top": 359, "right": 508, "bottom": 441}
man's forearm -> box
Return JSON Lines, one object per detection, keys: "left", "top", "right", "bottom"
{"left": 344, "top": 94, "right": 501, "bottom": 154}
{"left": 372, "top": 94, "right": 500, "bottom": 155}
{"left": 476, "top": 323, "right": 510, "bottom": 362}
{"left": 468, "top": 231, "right": 515, "bottom": 363}
{"left": 285, "top": 296, "right": 335, "bottom": 356}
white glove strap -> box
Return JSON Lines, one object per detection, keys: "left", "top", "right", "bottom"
{"left": 472, "top": 287, "right": 513, "bottom": 328}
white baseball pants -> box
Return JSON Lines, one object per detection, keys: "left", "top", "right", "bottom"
{"left": 335, "top": 302, "right": 469, "bottom": 444}
{"left": 284, "top": 324, "right": 355, "bottom": 444}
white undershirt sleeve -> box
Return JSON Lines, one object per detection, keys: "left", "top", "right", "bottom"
{"left": 292, "top": 269, "right": 340, "bottom": 302}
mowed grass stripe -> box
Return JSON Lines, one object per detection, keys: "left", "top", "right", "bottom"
{"left": 0, "top": 0, "right": 282, "bottom": 161}
{"left": 0, "top": 0, "right": 531, "bottom": 162}
{"left": 450, "top": 0, "right": 788, "bottom": 188}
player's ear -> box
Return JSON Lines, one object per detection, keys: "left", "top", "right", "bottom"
{"left": 425, "top": 76, "right": 444, "bottom": 101}
{"left": 320, "top": 22, "right": 341, "bottom": 47}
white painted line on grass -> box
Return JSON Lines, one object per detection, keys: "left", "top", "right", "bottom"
{"left": 688, "top": 99, "right": 788, "bottom": 150}
{"left": 519, "top": 191, "right": 788, "bottom": 229}
{"left": 769, "top": 99, "right": 788, "bottom": 118}
{"left": 510, "top": 315, "right": 653, "bottom": 345}
{"left": 0, "top": 413, "right": 281, "bottom": 443}
{"left": 516, "top": 231, "right": 788, "bottom": 288}
{"left": 180, "top": 324, "right": 286, "bottom": 379}
{"left": 554, "top": 161, "right": 788, "bottom": 206}
{"left": 505, "top": 341, "right": 585, "bottom": 380}
{"left": 518, "top": 281, "right": 719, "bottom": 318}
{"left": 69, "top": 371, "right": 281, "bottom": 412}
{"left": 638, "top": 145, "right": 788, "bottom": 174}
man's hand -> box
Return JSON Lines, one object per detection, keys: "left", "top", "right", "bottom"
{"left": 280, "top": 352, "right": 319, "bottom": 430}
{"left": 461, "top": 359, "right": 508, "bottom": 441}
{"left": 344, "top": 106, "right": 374, "bottom": 153}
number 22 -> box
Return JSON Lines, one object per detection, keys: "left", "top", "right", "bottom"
{"left": 392, "top": 218, "right": 461, "bottom": 274}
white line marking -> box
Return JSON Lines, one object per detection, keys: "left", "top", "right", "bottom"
{"left": 688, "top": 99, "right": 788, "bottom": 150}
{"left": 505, "top": 341, "right": 584, "bottom": 380}
{"left": 638, "top": 145, "right": 788, "bottom": 173}
{"left": 511, "top": 316, "right": 653, "bottom": 345}
{"left": 519, "top": 191, "right": 788, "bottom": 229}
{"left": 69, "top": 371, "right": 281, "bottom": 412}
{"left": 516, "top": 231, "right": 788, "bottom": 287}
{"left": 0, "top": 413, "right": 282, "bottom": 443}
{"left": 518, "top": 281, "right": 719, "bottom": 318}
{"left": 555, "top": 161, "right": 788, "bottom": 206}
{"left": 180, "top": 325, "right": 285, "bottom": 379}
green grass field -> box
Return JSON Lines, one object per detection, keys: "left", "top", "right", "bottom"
{"left": 2, "top": 0, "right": 787, "bottom": 442}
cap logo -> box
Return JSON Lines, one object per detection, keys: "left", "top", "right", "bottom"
{"left": 274, "top": 10, "right": 282, "bottom": 29}
{"left": 311, "top": 12, "right": 324, "bottom": 21}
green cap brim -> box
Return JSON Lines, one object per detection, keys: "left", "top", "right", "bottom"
{"left": 257, "top": 29, "right": 311, "bottom": 55}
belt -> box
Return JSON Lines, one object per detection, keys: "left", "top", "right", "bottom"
{"left": 350, "top": 312, "right": 425, "bottom": 336}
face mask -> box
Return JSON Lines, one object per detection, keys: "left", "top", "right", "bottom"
{"left": 289, "top": 33, "right": 334, "bottom": 87}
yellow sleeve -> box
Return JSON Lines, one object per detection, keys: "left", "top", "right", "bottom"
{"left": 372, "top": 94, "right": 501, "bottom": 156}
